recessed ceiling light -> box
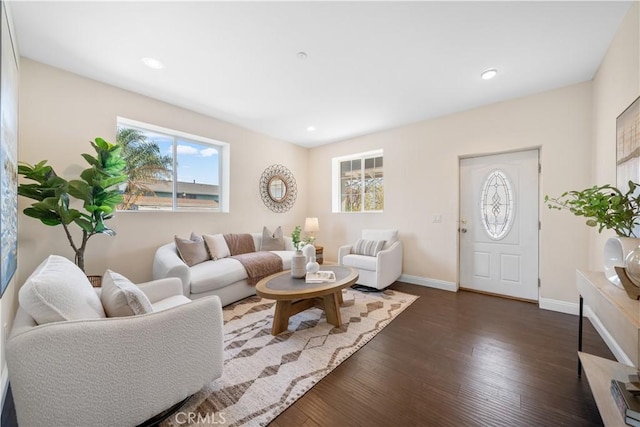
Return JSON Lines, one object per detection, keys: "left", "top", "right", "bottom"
{"left": 297, "top": 52, "right": 308, "bottom": 60}
{"left": 481, "top": 68, "right": 498, "bottom": 80}
{"left": 141, "top": 57, "right": 165, "bottom": 70}
{"left": 307, "top": 126, "right": 316, "bottom": 132}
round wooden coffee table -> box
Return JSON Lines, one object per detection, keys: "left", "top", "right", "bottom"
{"left": 255, "top": 265, "right": 358, "bottom": 335}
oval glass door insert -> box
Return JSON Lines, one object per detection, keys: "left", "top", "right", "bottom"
{"left": 480, "top": 170, "right": 515, "bottom": 240}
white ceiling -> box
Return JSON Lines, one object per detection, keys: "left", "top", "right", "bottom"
{"left": 11, "top": 1, "right": 632, "bottom": 147}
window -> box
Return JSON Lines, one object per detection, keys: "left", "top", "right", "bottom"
{"left": 332, "top": 150, "right": 384, "bottom": 213}
{"left": 480, "top": 169, "right": 514, "bottom": 240}
{"left": 116, "top": 117, "right": 229, "bottom": 212}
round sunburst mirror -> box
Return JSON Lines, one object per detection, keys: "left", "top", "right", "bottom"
{"left": 259, "top": 164, "right": 297, "bottom": 212}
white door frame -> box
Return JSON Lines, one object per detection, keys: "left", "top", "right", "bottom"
{"left": 457, "top": 146, "right": 541, "bottom": 301}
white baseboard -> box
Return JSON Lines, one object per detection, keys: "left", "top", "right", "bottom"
{"left": 399, "top": 274, "right": 457, "bottom": 292}
{"left": 538, "top": 299, "right": 634, "bottom": 366}
{"left": 583, "top": 305, "right": 634, "bottom": 366}
{"left": 539, "top": 297, "right": 579, "bottom": 315}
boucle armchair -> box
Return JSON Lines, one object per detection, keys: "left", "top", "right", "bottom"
{"left": 338, "top": 229, "right": 403, "bottom": 290}
{"left": 7, "top": 256, "right": 224, "bottom": 427}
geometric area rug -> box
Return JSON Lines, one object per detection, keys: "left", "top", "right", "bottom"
{"left": 161, "top": 288, "right": 418, "bottom": 427}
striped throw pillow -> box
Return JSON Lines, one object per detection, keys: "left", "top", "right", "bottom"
{"left": 353, "top": 239, "right": 385, "bottom": 257}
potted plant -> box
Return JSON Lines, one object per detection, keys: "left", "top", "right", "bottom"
{"left": 18, "top": 138, "right": 127, "bottom": 273}
{"left": 546, "top": 181, "right": 640, "bottom": 288}
{"left": 290, "top": 225, "right": 310, "bottom": 278}
{"left": 545, "top": 181, "right": 640, "bottom": 237}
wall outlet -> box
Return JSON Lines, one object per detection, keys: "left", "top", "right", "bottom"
{"left": 433, "top": 215, "right": 442, "bottom": 223}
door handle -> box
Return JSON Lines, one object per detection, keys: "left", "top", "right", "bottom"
{"left": 460, "top": 228, "right": 467, "bottom": 233}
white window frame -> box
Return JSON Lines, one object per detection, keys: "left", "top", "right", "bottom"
{"left": 117, "top": 117, "right": 230, "bottom": 212}
{"left": 331, "top": 149, "right": 384, "bottom": 213}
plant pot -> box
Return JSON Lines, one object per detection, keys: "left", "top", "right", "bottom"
{"left": 604, "top": 236, "right": 640, "bottom": 287}
{"left": 291, "top": 251, "right": 306, "bottom": 279}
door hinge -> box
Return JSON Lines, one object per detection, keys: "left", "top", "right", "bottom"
{"left": 538, "top": 278, "right": 541, "bottom": 288}
{"left": 538, "top": 163, "right": 542, "bottom": 173}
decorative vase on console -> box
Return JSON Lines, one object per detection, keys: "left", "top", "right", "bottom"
{"left": 625, "top": 245, "right": 640, "bottom": 288}
{"left": 303, "top": 243, "right": 320, "bottom": 274}
{"left": 604, "top": 236, "right": 640, "bottom": 287}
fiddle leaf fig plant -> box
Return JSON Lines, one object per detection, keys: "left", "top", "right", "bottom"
{"left": 545, "top": 181, "right": 640, "bottom": 238}
{"left": 18, "top": 138, "right": 127, "bottom": 272}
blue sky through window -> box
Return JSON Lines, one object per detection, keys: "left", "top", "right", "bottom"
{"left": 146, "top": 134, "right": 219, "bottom": 186}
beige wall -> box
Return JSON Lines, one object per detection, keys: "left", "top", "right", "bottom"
{"left": 17, "top": 59, "right": 309, "bottom": 283}
{"left": 591, "top": 2, "right": 640, "bottom": 269}
{"left": 309, "top": 82, "right": 594, "bottom": 304}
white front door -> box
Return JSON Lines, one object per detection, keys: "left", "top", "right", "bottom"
{"left": 459, "top": 149, "right": 539, "bottom": 301}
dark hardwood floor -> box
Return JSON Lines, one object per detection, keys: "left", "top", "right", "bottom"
{"left": 2, "top": 283, "right": 613, "bottom": 426}
{"left": 272, "top": 282, "right": 613, "bottom": 427}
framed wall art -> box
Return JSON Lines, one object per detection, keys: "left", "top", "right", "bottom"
{"left": 0, "top": 0, "right": 18, "bottom": 297}
{"left": 616, "top": 95, "right": 640, "bottom": 192}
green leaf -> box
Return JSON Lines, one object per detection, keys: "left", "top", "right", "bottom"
{"left": 100, "top": 174, "right": 127, "bottom": 189}
{"left": 99, "top": 191, "right": 123, "bottom": 207}
{"left": 59, "top": 208, "right": 81, "bottom": 224}
{"left": 93, "top": 137, "right": 110, "bottom": 150}
{"left": 80, "top": 167, "right": 98, "bottom": 184}
{"left": 73, "top": 217, "right": 93, "bottom": 233}
{"left": 81, "top": 153, "right": 100, "bottom": 168}
{"left": 23, "top": 207, "right": 61, "bottom": 225}
{"left": 67, "top": 180, "right": 92, "bottom": 202}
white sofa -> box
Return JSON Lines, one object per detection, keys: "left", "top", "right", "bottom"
{"left": 7, "top": 255, "right": 224, "bottom": 427}
{"left": 339, "top": 229, "right": 403, "bottom": 290}
{"left": 153, "top": 232, "right": 295, "bottom": 306}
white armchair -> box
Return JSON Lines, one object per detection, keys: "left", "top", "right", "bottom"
{"left": 7, "top": 257, "right": 224, "bottom": 427}
{"left": 338, "top": 229, "right": 403, "bottom": 290}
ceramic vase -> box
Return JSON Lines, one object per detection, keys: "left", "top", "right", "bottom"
{"left": 291, "top": 251, "right": 306, "bottom": 279}
{"left": 604, "top": 236, "right": 640, "bottom": 287}
{"left": 306, "top": 258, "right": 320, "bottom": 274}
{"left": 625, "top": 246, "right": 640, "bottom": 287}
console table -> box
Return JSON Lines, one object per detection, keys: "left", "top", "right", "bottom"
{"left": 579, "top": 352, "right": 637, "bottom": 426}
{"left": 577, "top": 270, "right": 640, "bottom": 375}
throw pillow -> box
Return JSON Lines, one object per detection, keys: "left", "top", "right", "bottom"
{"left": 353, "top": 239, "right": 385, "bottom": 257}
{"left": 260, "top": 226, "right": 285, "bottom": 251}
{"left": 100, "top": 269, "right": 154, "bottom": 317}
{"left": 18, "top": 255, "right": 106, "bottom": 325}
{"left": 203, "top": 233, "right": 231, "bottom": 260}
{"left": 175, "top": 234, "right": 211, "bottom": 267}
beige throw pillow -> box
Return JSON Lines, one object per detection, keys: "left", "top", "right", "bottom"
{"left": 353, "top": 239, "right": 385, "bottom": 257}
{"left": 260, "top": 226, "right": 285, "bottom": 251}
{"left": 175, "top": 233, "right": 211, "bottom": 267}
{"left": 203, "top": 233, "right": 231, "bottom": 260}
{"left": 101, "top": 269, "right": 154, "bottom": 317}
{"left": 18, "top": 255, "right": 106, "bottom": 325}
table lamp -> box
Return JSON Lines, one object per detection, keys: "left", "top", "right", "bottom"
{"left": 304, "top": 217, "right": 319, "bottom": 242}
